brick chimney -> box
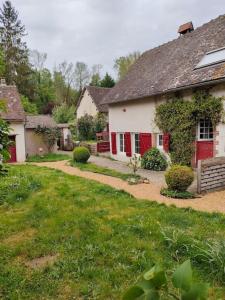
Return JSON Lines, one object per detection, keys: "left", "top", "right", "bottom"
{"left": 178, "top": 22, "right": 194, "bottom": 35}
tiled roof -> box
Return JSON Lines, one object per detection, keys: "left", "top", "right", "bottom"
{"left": 0, "top": 85, "right": 25, "bottom": 121}
{"left": 103, "top": 14, "right": 225, "bottom": 105}
{"left": 77, "top": 86, "right": 111, "bottom": 113}
{"left": 25, "top": 115, "right": 57, "bottom": 129}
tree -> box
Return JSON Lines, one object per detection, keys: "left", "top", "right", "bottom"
{"left": 100, "top": 73, "right": 115, "bottom": 88}
{"left": 52, "top": 103, "right": 75, "bottom": 124}
{"left": 29, "top": 49, "right": 47, "bottom": 72}
{"left": 90, "top": 64, "right": 102, "bottom": 87}
{"left": 0, "top": 47, "right": 5, "bottom": 76}
{"left": 114, "top": 51, "right": 141, "bottom": 80}
{"left": 0, "top": 1, "right": 31, "bottom": 90}
{"left": 93, "top": 112, "right": 107, "bottom": 133}
{"left": 21, "top": 95, "right": 38, "bottom": 115}
{"left": 77, "top": 114, "right": 95, "bottom": 140}
{"left": 74, "top": 62, "right": 90, "bottom": 91}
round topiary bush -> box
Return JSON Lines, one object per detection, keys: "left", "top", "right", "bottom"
{"left": 141, "top": 147, "right": 168, "bottom": 171}
{"left": 165, "top": 165, "right": 194, "bottom": 192}
{"left": 73, "top": 146, "right": 90, "bottom": 163}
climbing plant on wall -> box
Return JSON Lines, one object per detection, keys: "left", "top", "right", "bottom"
{"left": 155, "top": 91, "right": 224, "bottom": 165}
{"left": 35, "top": 126, "right": 60, "bottom": 152}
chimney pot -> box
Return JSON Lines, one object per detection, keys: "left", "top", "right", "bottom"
{"left": 178, "top": 22, "right": 194, "bottom": 35}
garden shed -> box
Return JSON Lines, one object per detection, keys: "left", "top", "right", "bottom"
{"left": 25, "top": 115, "right": 58, "bottom": 157}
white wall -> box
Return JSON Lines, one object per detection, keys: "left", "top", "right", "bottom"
{"left": 77, "top": 90, "right": 98, "bottom": 119}
{"left": 108, "top": 82, "right": 225, "bottom": 161}
{"left": 9, "top": 122, "right": 26, "bottom": 162}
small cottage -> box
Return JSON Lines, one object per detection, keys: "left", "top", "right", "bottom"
{"left": 77, "top": 86, "right": 110, "bottom": 120}
{"left": 0, "top": 82, "right": 26, "bottom": 162}
{"left": 25, "top": 115, "right": 58, "bottom": 156}
{"left": 103, "top": 15, "right": 225, "bottom": 165}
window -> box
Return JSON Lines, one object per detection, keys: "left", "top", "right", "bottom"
{"left": 134, "top": 133, "right": 140, "bottom": 154}
{"left": 157, "top": 134, "right": 163, "bottom": 148}
{"left": 196, "top": 47, "right": 225, "bottom": 69}
{"left": 198, "top": 119, "right": 213, "bottom": 140}
{"left": 119, "top": 133, "right": 125, "bottom": 153}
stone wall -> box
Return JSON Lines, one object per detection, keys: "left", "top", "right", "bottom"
{"left": 197, "top": 157, "right": 225, "bottom": 193}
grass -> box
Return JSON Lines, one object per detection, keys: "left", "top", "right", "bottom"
{"left": 0, "top": 165, "right": 225, "bottom": 299}
{"left": 160, "top": 188, "right": 195, "bottom": 199}
{"left": 71, "top": 160, "right": 141, "bottom": 181}
{"left": 26, "top": 153, "right": 71, "bottom": 162}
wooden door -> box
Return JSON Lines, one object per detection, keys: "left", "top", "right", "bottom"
{"left": 8, "top": 136, "right": 17, "bottom": 163}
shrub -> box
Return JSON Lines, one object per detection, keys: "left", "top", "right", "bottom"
{"left": 141, "top": 147, "right": 168, "bottom": 171}
{"left": 165, "top": 165, "right": 194, "bottom": 192}
{"left": 77, "top": 114, "right": 95, "bottom": 140}
{"left": 73, "top": 146, "right": 90, "bottom": 163}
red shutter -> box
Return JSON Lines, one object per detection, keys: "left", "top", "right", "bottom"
{"left": 125, "top": 132, "right": 132, "bottom": 157}
{"left": 140, "top": 133, "right": 152, "bottom": 156}
{"left": 163, "top": 133, "right": 170, "bottom": 153}
{"left": 111, "top": 132, "right": 117, "bottom": 154}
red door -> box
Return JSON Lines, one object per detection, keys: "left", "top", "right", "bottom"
{"left": 8, "top": 136, "right": 17, "bottom": 163}
{"left": 196, "top": 141, "right": 213, "bottom": 163}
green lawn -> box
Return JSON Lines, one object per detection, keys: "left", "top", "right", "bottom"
{"left": 71, "top": 160, "right": 141, "bottom": 181}
{"left": 0, "top": 165, "right": 225, "bottom": 299}
{"left": 26, "top": 153, "right": 71, "bottom": 162}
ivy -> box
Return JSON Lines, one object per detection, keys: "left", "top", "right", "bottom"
{"left": 155, "top": 91, "right": 224, "bottom": 165}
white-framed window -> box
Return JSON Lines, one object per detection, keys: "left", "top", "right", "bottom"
{"left": 119, "top": 133, "right": 125, "bottom": 153}
{"left": 157, "top": 134, "right": 163, "bottom": 148}
{"left": 198, "top": 119, "right": 213, "bottom": 140}
{"left": 196, "top": 47, "right": 225, "bottom": 69}
{"left": 134, "top": 133, "right": 140, "bottom": 154}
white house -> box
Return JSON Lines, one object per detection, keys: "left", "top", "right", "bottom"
{"left": 102, "top": 16, "right": 225, "bottom": 165}
{"left": 0, "top": 82, "right": 26, "bottom": 162}
{"left": 77, "top": 86, "right": 110, "bottom": 120}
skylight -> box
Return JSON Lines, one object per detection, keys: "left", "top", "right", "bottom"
{"left": 196, "top": 47, "right": 225, "bottom": 69}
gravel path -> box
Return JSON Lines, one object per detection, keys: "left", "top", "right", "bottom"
{"left": 32, "top": 160, "right": 225, "bottom": 214}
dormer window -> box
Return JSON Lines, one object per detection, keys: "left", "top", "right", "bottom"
{"left": 196, "top": 47, "right": 225, "bottom": 69}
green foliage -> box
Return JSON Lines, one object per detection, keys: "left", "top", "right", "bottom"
{"left": 162, "top": 228, "right": 225, "bottom": 284}
{"left": 0, "top": 167, "right": 41, "bottom": 205}
{"left": 100, "top": 72, "right": 115, "bottom": 87}
{"left": 35, "top": 126, "right": 60, "bottom": 152}
{"left": 26, "top": 153, "right": 70, "bottom": 162}
{"left": 141, "top": 147, "right": 168, "bottom": 171}
{"left": 0, "top": 165, "right": 224, "bottom": 298}
{"left": 0, "top": 1, "right": 31, "bottom": 91}
{"left": 155, "top": 91, "right": 224, "bottom": 165}
{"left": 165, "top": 165, "right": 194, "bottom": 192}
{"left": 0, "top": 100, "right": 10, "bottom": 175}
{"left": 0, "top": 47, "right": 5, "bottom": 76}
{"left": 77, "top": 114, "right": 95, "bottom": 140}
{"left": 160, "top": 188, "right": 195, "bottom": 199}
{"left": 21, "top": 95, "right": 38, "bottom": 114}
{"left": 128, "top": 154, "right": 141, "bottom": 174}
{"left": 94, "top": 112, "right": 107, "bottom": 133}
{"left": 114, "top": 51, "right": 141, "bottom": 80}
{"left": 71, "top": 160, "right": 141, "bottom": 181}
{"left": 52, "top": 103, "right": 75, "bottom": 123}
{"left": 123, "top": 260, "right": 209, "bottom": 300}
{"left": 73, "top": 146, "right": 90, "bottom": 163}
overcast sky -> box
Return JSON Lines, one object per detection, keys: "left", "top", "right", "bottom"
{"left": 12, "top": 0, "right": 225, "bottom": 77}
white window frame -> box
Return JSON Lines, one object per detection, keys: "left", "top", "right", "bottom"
{"left": 118, "top": 133, "right": 126, "bottom": 153}
{"left": 198, "top": 119, "right": 214, "bottom": 141}
{"left": 195, "top": 46, "right": 225, "bottom": 69}
{"left": 157, "top": 133, "right": 163, "bottom": 149}
{"left": 133, "top": 133, "right": 140, "bottom": 155}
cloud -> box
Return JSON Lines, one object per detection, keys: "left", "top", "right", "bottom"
{"left": 12, "top": 0, "right": 225, "bottom": 76}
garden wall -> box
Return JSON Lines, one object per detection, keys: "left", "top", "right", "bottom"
{"left": 197, "top": 157, "right": 225, "bottom": 193}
